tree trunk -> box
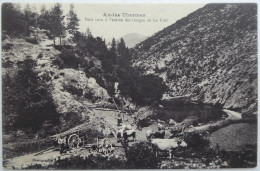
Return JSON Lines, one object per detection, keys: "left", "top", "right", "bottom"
{"left": 53, "top": 38, "right": 55, "bottom": 46}
{"left": 60, "top": 37, "right": 62, "bottom": 45}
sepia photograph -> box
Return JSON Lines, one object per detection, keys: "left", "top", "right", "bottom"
{"left": 1, "top": 1, "right": 258, "bottom": 169}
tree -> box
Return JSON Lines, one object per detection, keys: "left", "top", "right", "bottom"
{"left": 67, "top": 4, "right": 80, "bottom": 34}
{"left": 38, "top": 5, "right": 51, "bottom": 30}
{"left": 2, "top": 58, "right": 60, "bottom": 133}
{"left": 49, "top": 3, "right": 65, "bottom": 45}
{"left": 60, "top": 20, "right": 67, "bottom": 45}
{"left": 2, "top": 3, "right": 30, "bottom": 36}
{"left": 23, "top": 3, "right": 38, "bottom": 28}
{"left": 109, "top": 38, "right": 117, "bottom": 64}
{"left": 85, "top": 28, "right": 92, "bottom": 38}
{"left": 117, "top": 38, "right": 130, "bottom": 66}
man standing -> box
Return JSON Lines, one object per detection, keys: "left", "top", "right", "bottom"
{"left": 117, "top": 113, "right": 123, "bottom": 126}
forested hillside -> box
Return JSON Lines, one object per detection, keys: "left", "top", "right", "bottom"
{"left": 2, "top": 3, "right": 166, "bottom": 137}
{"left": 132, "top": 4, "right": 257, "bottom": 116}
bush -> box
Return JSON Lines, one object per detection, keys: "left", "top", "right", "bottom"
{"left": 184, "top": 132, "right": 210, "bottom": 150}
{"left": 2, "top": 43, "right": 14, "bottom": 51}
{"left": 58, "top": 49, "right": 82, "bottom": 69}
{"left": 37, "top": 53, "right": 43, "bottom": 59}
{"left": 63, "top": 84, "right": 83, "bottom": 96}
{"left": 2, "top": 60, "right": 14, "bottom": 68}
{"left": 53, "top": 45, "right": 73, "bottom": 51}
{"left": 25, "top": 37, "right": 38, "bottom": 44}
{"left": 126, "top": 141, "right": 158, "bottom": 169}
{"left": 119, "top": 68, "right": 167, "bottom": 106}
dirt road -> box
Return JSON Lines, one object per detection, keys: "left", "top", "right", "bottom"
{"left": 3, "top": 108, "right": 241, "bottom": 169}
{"left": 185, "top": 109, "right": 242, "bottom": 133}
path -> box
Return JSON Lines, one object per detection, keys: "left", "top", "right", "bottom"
{"left": 3, "top": 107, "right": 242, "bottom": 169}
{"left": 185, "top": 109, "right": 242, "bottom": 133}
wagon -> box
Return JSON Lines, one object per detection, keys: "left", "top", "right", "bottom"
{"left": 50, "top": 123, "right": 87, "bottom": 150}
{"left": 50, "top": 122, "right": 113, "bottom": 154}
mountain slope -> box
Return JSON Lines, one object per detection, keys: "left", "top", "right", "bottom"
{"left": 132, "top": 4, "right": 257, "bottom": 114}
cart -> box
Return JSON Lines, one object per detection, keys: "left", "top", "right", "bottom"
{"left": 50, "top": 122, "right": 113, "bottom": 154}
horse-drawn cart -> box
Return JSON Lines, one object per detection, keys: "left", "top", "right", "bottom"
{"left": 50, "top": 122, "right": 114, "bottom": 154}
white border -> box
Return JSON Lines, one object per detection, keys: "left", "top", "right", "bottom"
{"left": 0, "top": 1, "right": 259, "bottom": 171}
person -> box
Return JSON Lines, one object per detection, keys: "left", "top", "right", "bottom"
{"left": 117, "top": 113, "right": 123, "bottom": 126}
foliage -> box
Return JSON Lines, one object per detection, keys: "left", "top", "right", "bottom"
{"left": 2, "top": 58, "right": 60, "bottom": 133}
{"left": 70, "top": 30, "right": 167, "bottom": 105}
{"left": 59, "top": 112, "right": 83, "bottom": 132}
{"left": 57, "top": 48, "right": 82, "bottom": 69}
{"left": 126, "top": 141, "right": 158, "bottom": 169}
{"left": 184, "top": 132, "right": 210, "bottom": 150}
{"left": 118, "top": 69, "right": 167, "bottom": 105}
{"left": 49, "top": 3, "right": 65, "bottom": 45}
{"left": 66, "top": 4, "right": 80, "bottom": 34}
{"left": 25, "top": 155, "right": 126, "bottom": 169}
{"left": 2, "top": 3, "right": 31, "bottom": 36}
{"left": 63, "top": 84, "right": 83, "bottom": 96}
{"left": 25, "top": 37, "right": 38, "bottom": 44}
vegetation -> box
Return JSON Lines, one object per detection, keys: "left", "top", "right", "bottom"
{"left": 66, "top": 4, "right": 80, "bottom": 34}
{"left": 2, "top": 3, "right": 37, "bottom": 37}
{"left": 25, "top": 142, "right": 159, "bottom": 169}
{"left": 126, "top": 142, "right": 158, "bottom": 169}
{"left": 2, "top": 58, "right": 60, "bottom": 134}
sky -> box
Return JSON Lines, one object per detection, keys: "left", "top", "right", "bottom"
{"left": 21, "top": 3, "right": 206, "bottom": 41}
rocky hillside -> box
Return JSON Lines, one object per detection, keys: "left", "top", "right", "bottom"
{"left": 2, "top": 28, "right": 110, "bottom": 120}
{"left": 132, "top": 4, "right": 257, "bottom": 114}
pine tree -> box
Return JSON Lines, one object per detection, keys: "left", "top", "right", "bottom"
{"left": 2, "top": 3, "right": 29, "bottom": 36}
{"left": 67, "top": 4, "right": 80, "bottom": 34}
{"left": 117, "top": 38, "right": 130, "bottom": 65}
{"left": 110, "top": 38, "right": 117, "bottom": 64}
{"left": 38, "top": 5, "right": 51, "bottom": 30}
{"left": 49, "top": 3, "right": 65, "bottom": 45}
{"left": 85, "top": 28, "right": 92, "bottom": 38}
{"left": 24, "top": 4, "right": 38, "bottom": 28}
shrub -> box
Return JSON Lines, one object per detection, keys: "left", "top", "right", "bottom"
{"left": 59, "top": 49, "right": 82, "bottom": 69}
{"left": 126, "top": 141, "right": 158, "bottom": 169}
{"left": 2, "top": 60, "right": 14, "bottom": 68}
{"left": 184, "top": 132, "right": 210, "bottom": 150}
{"left": 25, "top": 37, "right": 38, "bottom": 44}
{"left": 37, "top": 53, "right": 43, "bottom": 59}
{"left": 53, "top": 45, "right": 74, "bottom": 51}
{"left": 2, "top": 43, "right": 14, "bottom": 51}
{"left": 63, "top": 84, "right": 83, "bottom": 96}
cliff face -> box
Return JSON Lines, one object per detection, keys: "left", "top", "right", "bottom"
{"left": 132, "top": 4, "right": 257, "bottom": 114}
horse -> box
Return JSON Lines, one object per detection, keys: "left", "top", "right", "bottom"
{"left": 146, "top": 129, "right": 165, "bottom": 140}
{"left": 117, "top": 128, "right": 136, "bottom": 142}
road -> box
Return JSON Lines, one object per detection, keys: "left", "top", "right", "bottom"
{"left": 4, "top": 108, "right": 241, "bottom": 169}
{"left": 185, "top": 109, "right": 242, "bottom": 133}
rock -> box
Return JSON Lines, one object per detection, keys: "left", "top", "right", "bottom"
{"left": 169, "top": 119, "right": 176, "bottom": 125}
{"left": 222, "top": 161, "right": 228, "bottom": 167}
